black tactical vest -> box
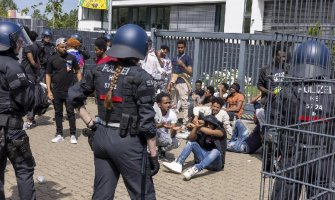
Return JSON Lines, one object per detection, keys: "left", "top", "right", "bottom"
{"left": 93, "top": 62, "right": 138, "bottom": 123}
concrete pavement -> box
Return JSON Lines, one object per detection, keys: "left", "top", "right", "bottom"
{"left": 5, "top": 100, "right": 265, "bottom": 200}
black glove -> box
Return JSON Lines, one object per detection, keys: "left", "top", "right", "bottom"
{"left": 149, "top": 156, "right": 160, "bottom": 176}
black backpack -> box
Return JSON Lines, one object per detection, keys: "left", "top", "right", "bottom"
{"left": 33, "top": 83, "right": 50, "bottom": 115}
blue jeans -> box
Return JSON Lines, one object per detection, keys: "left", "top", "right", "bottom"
{"left": 227, "top": 119, "right": 249, "bottom": 152}
{"left": 176, "top": 141, "right": 222, "bottom": 171}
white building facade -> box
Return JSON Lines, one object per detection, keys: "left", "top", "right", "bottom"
{"left": 77, "top": 0, "right": 265, "bottom": 33}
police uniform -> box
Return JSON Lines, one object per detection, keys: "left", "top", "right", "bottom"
{"left": 36, "top": 40, "right": 54, "bottom": 82}
{"left": 68, "top": 24, "right": 158, "bottom": 199}
{"left": 267, "top": 40, "right": 335, "bottom": 200}
{"left": 0, "top": 21, "right": 37, "bottom": 199}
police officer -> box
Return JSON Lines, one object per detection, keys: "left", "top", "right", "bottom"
{"left": 103, "top": 32, "right": 113, "bottom": 49}
{"left": 68, "top": 24, "right": 159, "bottom": 199}
{"left": 0, "top": 21, "right": 37, "bottom": 199}
{"left": 268, "top": 40, "right": 335, "bottom": 199}
{"left": 36, "top": 28, "right": 54, "bottom": 82}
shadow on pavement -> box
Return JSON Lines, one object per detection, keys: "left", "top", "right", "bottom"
{"left": 7, "top": 180, "right": 72, "bottom": 200}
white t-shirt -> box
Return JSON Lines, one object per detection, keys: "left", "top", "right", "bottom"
{"left": 155, "top": 109, "right": 178, "bottom": 135}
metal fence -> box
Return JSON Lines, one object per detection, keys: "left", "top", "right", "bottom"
{"left": 0, "top": 18, "right": 47, "bottom": 36}
{"left": 259, "top": 34, "right": 335, "bottom": 200}
{"left": 153, "top": 30, "right": 281, "bottom": 103}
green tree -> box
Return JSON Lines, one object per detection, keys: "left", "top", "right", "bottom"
{"left": 0, "top": 0, "right": 17, "bottom": 17}
{"left": 21, "top": 3, "right": 46, "bottom": 20}
{"left": 51, "top": 9, "right": 78, "bottom": 29}
{"left": 45, "top": 0, "right": 64, "bottom": 28}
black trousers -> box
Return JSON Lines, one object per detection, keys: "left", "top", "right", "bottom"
{"left": 91, "top": 124, "right": 156, "bottom": 200}
{"left": 0, "top": 128, "right": 36, "bottom": 200}
{"left": 53, "top": 93, "right": 76, "bottom": 135}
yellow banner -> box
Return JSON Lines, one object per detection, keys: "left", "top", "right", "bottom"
{"left": 80, "top": 0, "right": 109, "bottom": 10}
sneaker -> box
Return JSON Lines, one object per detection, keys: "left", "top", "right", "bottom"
{"left": 183, "top": 166, "right": 199, "bottom": 181}
{"left": 162, "top": 161, "right": 182, "bottom": 174}
{"left": 70, "top": 135, "right": 77, "bottom": 144}
{"left": 176, "top": 131, "right": 190, "bottom": 140}
{"left": 51, "top": 135, "right": 64, "bottom": 143}
{"left": 22, "top": 122, "right": 32, "bottom": 130}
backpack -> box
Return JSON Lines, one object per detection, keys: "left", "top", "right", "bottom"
{"left": 33, "top": 83, "right": 50, "bottom": 115}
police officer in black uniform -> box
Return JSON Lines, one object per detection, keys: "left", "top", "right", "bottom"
{"left": 268, "top": 40, "right": 335, "bottom": 199}
{"left": 103, "top": 32, "right": 113, "bottom": 49}
{"left": 0, "top": 21, "right": 37, "bottom": 199}
{"left": 68, "top": 24, "right": 159, "bottom": 199}
{"left": 36, "top": 29, "right": 54, "bottom": 82}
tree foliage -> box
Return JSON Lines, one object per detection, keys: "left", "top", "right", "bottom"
{"left": 47, "top": 9, "right": 78, "bottom": 29}
{"left": 45, "top": 0, "right": 64, "bottom": 28}
{"left": 0, "top": 0, "right": 18, "bottom": 17}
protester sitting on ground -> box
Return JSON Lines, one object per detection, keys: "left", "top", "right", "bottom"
{"left": 199, "top": 85, "right": 215, "bottom": 106}
{"left": 188, "top": 80, "right": 205, "bottom": 119}
{"left": 162, "top": 115, "right": 226, "bottom": 181}
{"left": 214, "top": 82, "right": 230, "bottom": 102}
{"left": 225, "top": 83, "right": 245, "bottom": 120}
{"left": 227, "top": 119, "right": 262, "bottom": 154}
{"left": 192, "top": 97, "right": 232, "bottom": 136}
{"left": 154, "top": 92, "right": 180, "bottom": 159}
{"left": 227, "top": 93, "right": 263, "bottom": 153}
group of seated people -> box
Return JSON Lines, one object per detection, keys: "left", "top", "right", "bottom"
{"left": 154, "top": 80, "right": 265, "bottom": 180}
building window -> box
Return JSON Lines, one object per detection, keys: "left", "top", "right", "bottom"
{"left": 215, "top": 4, "right": 225, "bottom": 32}
{"left": 243, "top": 0, "right": 252, "bottom": 33}
{"left": 82, "top": 7, "right": 107, "bottom": 21}
{"left": 111, "top": 6, "right": 169, "bottom": 31}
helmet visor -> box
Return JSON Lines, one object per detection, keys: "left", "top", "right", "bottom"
{"left": 9, "top": 26, "right": 32, "bottom": 48}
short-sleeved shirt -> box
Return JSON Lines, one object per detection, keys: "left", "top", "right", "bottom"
{"left": 226, "top": 92, "right": 245, "bottom": 118}
{"left": 172, "top": 54, "right": 193, "bottom": 84}
{"left": 46, "top": 53, "right": 79, "bottom": 94}
{"left": 21, "top": 42, "right": 41, "bottom": 81}
{"left": 155, "top": 109, "right": 178, "bottom": 136}
{"left": 257, "top": 62, "right": 287, "bottom": 98}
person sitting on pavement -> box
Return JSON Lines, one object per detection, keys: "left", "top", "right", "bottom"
{"left": 214, "top": 82, "right": 230, "bottom": 102}
{"left": 162, "top": 115, "right": 226, "bottom": 181}
{"left": 227, "top": 119, "right": 262, "bottom": 154}
{"left": 227, "top": 93, "right": 263, "bottom": 153}
{"left": 153, "top": 92, "right": 180, "bottom": 159}
{"left": 225, "top": 83, "right": 245, "bottom": 120}
{"left": 192, "top": 97, "right": 232, "bottom": 136}
{"left": 199, "top": 85, "right": 215, "bottom": 106}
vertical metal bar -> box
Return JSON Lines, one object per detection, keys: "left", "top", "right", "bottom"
{"left": 238, "top": 40, "right": 247, "bottom": 93}
{"left": 192, "top": 38, "right": 201, "bottom": 90}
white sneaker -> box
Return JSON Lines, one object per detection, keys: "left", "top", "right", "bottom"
{"left": 176, "top": 131, "right": 190, "bottom": 140}
{"left": 183, "top": 166, "right": 199, "bottom": 181}
{"left": 162, "top": 161, "right": 182, "bottom": 174}
{"left": 51, "top": 135, "right": 64, "bottom": 143}
{"left": 70, "top": 135, "right": 77, "bottom": 144}
{"left": 22, "top": 122, "right": 32, "bottom": 130}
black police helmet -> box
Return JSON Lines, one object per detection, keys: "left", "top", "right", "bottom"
{"left": 103, "top": 32, "right": 113, "bottom": 42}
{"left": 293, "top": 40, "right": 330, "bottom": 78}
{"left": 0, "top": 21, "right": 32, "bottom": 51}
{"left": 70, "top": 33, "right": 83, "bottom": 43}
{"left": 106, "top": 24, "right": 148, "bottom": 59}
{"left": 42, "top": 29, "right": 53, "bottom": 38}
